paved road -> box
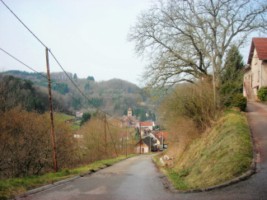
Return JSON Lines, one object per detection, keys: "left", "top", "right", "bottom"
{"left": 19, "top": 101, "right": 267, "bottom": 200}
{"left": 19, "top": 155, "right": 176, "bottom": 200}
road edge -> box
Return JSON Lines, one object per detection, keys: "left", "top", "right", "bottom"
{"left": 15, "top": 156, "right": 135, "bottom": 199}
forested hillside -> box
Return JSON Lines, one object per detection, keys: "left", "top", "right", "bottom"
{"left": 1, "top": 70, "right": 155, "bottom": 119}
{"left": 0, "top": 75, "right": 69, "bottom": 113}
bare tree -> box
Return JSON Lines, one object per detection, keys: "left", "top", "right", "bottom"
{"left": 129, "top": 0, "right": 267, "bottom": 87}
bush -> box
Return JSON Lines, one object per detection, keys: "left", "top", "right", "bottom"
{"left": 257, "top": 87, "right": 267, "bottom": 101}
{"left": 80, "top": 112, "right": 91, "bottom": 126}
{"left": 231, "top": 93, "right": 247, "bottom": 111}
{"left": 0, "top": 107, "right": 78, "bottom": 178}
{"left": 159, "top": 80, "right": 218, "bottom": 142}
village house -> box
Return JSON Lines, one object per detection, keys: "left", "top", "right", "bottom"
{"left": 243, "top": 38, "right": 267, "bottom": 100}
{"left": 121, "top": 108, "right": 139, "bottom": 128}
{"left": 138, "top": 121, "right": 155, "bottom": 137}
{"left": 134, "top": 139, "right": 149, "bottom": 154}
{"left": 143, "top": 133, "right": 160, "bottom": 152}
{"left": 154, "top": 131, "right": 168, "bottom": 145}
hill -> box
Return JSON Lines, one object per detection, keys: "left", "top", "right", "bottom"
{"left": 156, "top": 110, "right": 253, "bottom": 190}
{"left": 0, "top": 70, "right": 155, "bottom": 119}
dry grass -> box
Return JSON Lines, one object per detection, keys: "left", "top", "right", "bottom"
{"left": 159, "top": 110, "right": 253, "bottom": 190}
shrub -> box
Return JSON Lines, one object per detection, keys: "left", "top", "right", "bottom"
{"left": 257, "top": 87, "right": 267, "bottom": 101}
{"left": 0, "top": 107, "right": 78, "bottom": 178}
{"left": 231, "top": 93, "right": 247, "bottom": 111}
{"left": 158, "top": 80, "right": 218, "bottom": 158}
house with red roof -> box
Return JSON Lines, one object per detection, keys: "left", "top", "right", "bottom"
{"left": 243, "top": 38, "right": 267, "bottom": 100}
{"left": 154, "top": 131, "right": 168, "bottom": 144}
{"left": 138, "top": 121, "right": 155, "bottom": 137}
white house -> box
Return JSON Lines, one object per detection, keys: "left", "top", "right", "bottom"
{"left": 243, "top": 38, "right": 267, "bottom": 100}
{"left": 138, "top": 121, "right": 155, "bottom": 137}
{"left": 134, "top": 140, "right": 149, "bottom": 154}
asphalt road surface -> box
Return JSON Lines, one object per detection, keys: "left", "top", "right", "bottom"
{"left": 19, "top": 155, "right": 176, "bottom": 200}
{"left": 18, "top": 101, "right": 267, "bottom": 200}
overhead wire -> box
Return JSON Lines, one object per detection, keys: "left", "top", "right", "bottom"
{"left": 0, "top": 0, "right": 125, "bottom": 126}
{"left": 0, "top": 47, "right": 49, "bottom": 81}
{"left": 1, "top": 0, "right": 127, "bottom": 160}
{"left": 0, "top": 48, "right": 64, "bottom": 87}
{"left": 0, "top": 0, "right": 91, "bottom": 105}
{"left": 48, "top": 49, "right": 92, "bottom": 103}
{"left": 0, "top": 0, "right": 48, "bottom": 49}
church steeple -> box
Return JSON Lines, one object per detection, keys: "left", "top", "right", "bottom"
{"left": 127, "top": 107, "right": 132, "bottom": 117}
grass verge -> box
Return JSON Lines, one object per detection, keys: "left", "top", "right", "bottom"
{"left": 156, "top": 110, "right": 253, "bottom": 191}
{"left": 0, "top": 155, "right": 135, "bottom": 200}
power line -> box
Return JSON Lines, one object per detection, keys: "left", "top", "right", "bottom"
{"left": 48, "top": 49, "right": 124, "bottom": 124}
{"left": 48, "top": 49, "right": 92, "bottom": 102}
{"left": 0, "top": 0, "right": 90, "bottom": 102}
{"left": 0, "top": 0, "right": 124, "bottom": 126}
{"left": 0, "top": 0, "right": 48, "bottom": 49}
{"left": 0, "top": 47, "right": 61, "bottom": 86}
{"left": 0, "top": 47, "right": 48, "bottom": 80}
{"left": 1, "top": 0, "right": 128, "bottom": 161}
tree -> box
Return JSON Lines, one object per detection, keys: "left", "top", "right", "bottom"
{"left": 220, "top": 45, "right": 244, "bottom": 107}
{"left": 0, "top": 75, "right": 46, "bottom": 113}
{"left": 87, "top": 76, "right": 95, "bottom": 81}
{"left": 129, "top": 0, "right": 267, "bottom": 87}
{"left": 52, "top": 83, "right": 69, "bottom": 95}
{"left": 88, "top": 97, "right": 103, "bottom": 108}
{"left": 84, "top": 83, "right": 91, "bottom": 91}
{"left": 80, "top": 112, "right": 91, "bottom": 126}
{"left": 0, "top": 108, "right": 78, "bottom": 178}
{"left": 73, "top": 73, "right": 78, "bottom": 81}
{"left": 72, "top": 96, "right": 81, "bottom": 110}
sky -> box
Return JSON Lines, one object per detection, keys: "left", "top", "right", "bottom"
{"left": 0, "top": 0, "right": 153, "bottom": 86}
{"left": 0, "top": 0, "right": 263, "bottom": 87}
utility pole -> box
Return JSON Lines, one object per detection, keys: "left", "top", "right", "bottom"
{"left": 126, "top": 126, "right": 128, "bottom": 158}
{"left": 149, "top": 135, "right": 151, "bottom": 152}
{"left": 104, "top": 114, "right": 107, "bottom": 156}
{"left": 139, "top": 122, "right": 141, "bottom": 154}
{"left": 46, "top": 48, "right": 58, "bottom": 172}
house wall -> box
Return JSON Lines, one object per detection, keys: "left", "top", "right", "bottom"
{"left": 250, "top": 49, "right": 267, "bottom": 95}
{"left": 243, "top": 70, "right": 252, "bottom": 97}
{"left": 135, "top": 144, "right": 149, "bottom": 154}
{"left": 251, "top": 49, "right": 260, "bottom": 95}
{"left": 261, "top": 61, "right": 267, "bottom": 87}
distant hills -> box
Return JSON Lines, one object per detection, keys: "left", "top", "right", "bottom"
{"left": 0, "top": 70, "right": 156, "bottom": 120}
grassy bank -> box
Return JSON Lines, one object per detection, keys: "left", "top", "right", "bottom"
{"left": 0, "top": 155, "right": 134, "bottom": 200}
{"left": 157, "top": 110, "right": 253, "bottom": 190}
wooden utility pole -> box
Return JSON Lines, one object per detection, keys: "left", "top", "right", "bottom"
{"left": 139, "top": 122, "right": 141, "bottom": 154}
{"left": 104, "top": 114, "right": 107, "bottom": 156}
{"left": 46, "top": 47, "right": 58, "bottom": 172}
{"left": 125, "top": 127, "right": 128, "bottom": 158}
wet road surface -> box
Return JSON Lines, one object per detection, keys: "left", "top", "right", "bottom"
{"left": 18, "top": 155, "right": 176, "bottom": 200}
{"left": 18, "top": 102, "right": 267, "bottom": 200}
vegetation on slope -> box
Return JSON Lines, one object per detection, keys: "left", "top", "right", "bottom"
{"left": 158, "top": 110, "right": 253, "bottom": 190}
{"left": 1, "top": 71, "right": 155, "bottom": 118}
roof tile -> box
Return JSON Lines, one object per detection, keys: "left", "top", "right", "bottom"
{"left": 248, "top": 38, "right": 267, "bottom": 64}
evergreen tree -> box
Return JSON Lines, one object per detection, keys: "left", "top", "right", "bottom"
{"left": 73, "top": 73, "right": 78, "bottom": 81}
{"left": 80, "top": 112, "right": 91, "bottom": 126}
{"left": 220, "top": 45, "right": 244, "bottom": 107}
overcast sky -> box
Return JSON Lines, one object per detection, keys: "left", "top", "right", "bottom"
{"left": 0, "top": 0, "right": 154, "bottom": 86}
{"left": 0, "top": 0, "right": 261, "bottom": 87}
